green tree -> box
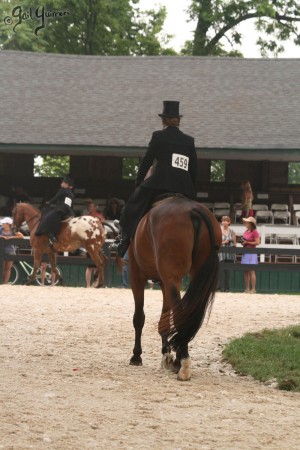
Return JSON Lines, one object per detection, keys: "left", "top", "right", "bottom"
{"left": 122, "top": 157, "right": 139, "bottom": 180}
{"left": 34, "top": 155, "right": 70, "bottom": 177}
{"left": 210, "top": 160, "right": 225, "bottom": 182}
{"left": 0, "top": 0, "right": 176, "bottom": 55}
{"left": 288, "top": 162, "right": 300, "bottom": 184}
{"left": 183, "top": 0, "right": 300, "bottom": 57}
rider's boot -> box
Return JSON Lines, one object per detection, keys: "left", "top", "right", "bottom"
{"left": 116, "top": 236, "right": 130, "bottom": 258}
{"left": 110, "top": 222, "right": 130, "bottom": 257}
{"left": 48, "top": 233, "right": 57, "bottom": 247}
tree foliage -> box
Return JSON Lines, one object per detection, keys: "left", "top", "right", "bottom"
{"left": 288, "top": 162, "right": 300, "bottom": 184}
{"left": 210, "top": 160, "right": 225, "bottom": 182}
{"left": 183, "top": 0, "right": 300, "bottom": 56}
{"left": 0, "top": 0, "right": 176, "bottom": 55}
{"left": 34, "top": 155, "right": 70, "bottom": 177}
{"left": 122, "top": 157, "right": 139, "bottom": 180}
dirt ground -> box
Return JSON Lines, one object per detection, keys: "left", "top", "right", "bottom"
{"left": 1, "top": 286, "right": 300, "bottom": 450}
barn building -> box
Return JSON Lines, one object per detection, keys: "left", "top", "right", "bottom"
{"left": 1, "top": 51, "right": 300, "bottom": 291}
{"left": 0, "top": 51, "right": 300, "bottom": 217}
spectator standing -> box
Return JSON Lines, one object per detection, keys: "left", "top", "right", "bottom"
{"left": 240, "top": 180, "right": 254, "bottom": 219}
{"left": 0, "top": 217, "right": 24, "bottom": 284}
{"left": 219, "top": 216, "right": 236, "bottom": 292}
{"left": 121, "top": 250, "right": 129, "bottom": 288}
{"left": 240, "top": 216, "right": 260, "bottom": 293}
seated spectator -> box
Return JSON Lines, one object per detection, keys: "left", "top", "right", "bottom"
{"left": 81, "top": 198, "right": 94, "bottom": 216}
{"left": 103, "top": 197, "right": 124, "bottom": 220}
{"left": 86, "top": 201, "right": 105, "bottom": 222}
{"left": 0, "top": 217, "right": 24, "bottom": 284}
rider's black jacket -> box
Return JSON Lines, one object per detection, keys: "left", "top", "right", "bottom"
{"left": 47, "top": 187, "right": 75, "bottom": 218}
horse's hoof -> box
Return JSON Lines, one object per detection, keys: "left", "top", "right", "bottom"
{"left": 161, "top": 353, "right": 174, "bottom": 371}
{"left": 177, "top": 357, "right": 191, "bottom": 381}
{"left": 25, "top": 278, "right": 35, "bottom": 286}
{"left": 177, "top": 373, "right": 191, "bottom": 381}
{"left": 92, "top": 281, "right": 103, "bottom": 288}
{"left": 129, "top": 356, "right": 142, "bottom": 366}
{"left": 171, "top": 359, "right": 181, "bottom": 374}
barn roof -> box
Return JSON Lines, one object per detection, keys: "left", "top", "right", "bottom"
{"left": 0, "top": 51, "right": 299, "bottom": 160}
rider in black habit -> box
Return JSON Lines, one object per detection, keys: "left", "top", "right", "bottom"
{"left": 35, "top": 176, "right": 75, "bottom": 245}
{"left": 114, "top": 100, "right": 198, "bottom": 257}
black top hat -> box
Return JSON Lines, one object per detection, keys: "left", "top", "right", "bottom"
{"left": 158, "top": 101, "right": 182, "bottom": 118}
{"left": 62, "top": 176, "right": 74, "bottom": 186}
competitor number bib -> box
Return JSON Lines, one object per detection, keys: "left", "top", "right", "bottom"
{"left": 64, "top": 197, "right": 72, "bottom": 207}
{"left": 172, "top": 153, "right": 189, "bottom": 171}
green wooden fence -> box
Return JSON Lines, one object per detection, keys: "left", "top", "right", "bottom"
{"left": 1, "top": 238, "right": 300, "bottom": 292}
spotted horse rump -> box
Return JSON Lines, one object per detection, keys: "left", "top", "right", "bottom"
{"left": 12, "top": 203, "right": 107, "bottom": 288}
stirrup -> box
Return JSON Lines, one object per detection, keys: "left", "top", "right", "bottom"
{"left": 117, "top": 239, "right": 130, "bottom": 258}
{"left": 109, "top": 234, "right": 121, "bottom": 251}
{"left": 48, "top": 235, "right": 57, "bottom": 245}
{"left": 113, "top": 220, "right": 121, "bottom": 232}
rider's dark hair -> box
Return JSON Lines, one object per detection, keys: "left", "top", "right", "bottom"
{"left": 162, "top": 117, "right": 180, "bottom": 127}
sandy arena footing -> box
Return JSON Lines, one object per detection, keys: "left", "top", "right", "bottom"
{"left": 1, "top": 286, "right": 300, "bottom": 450}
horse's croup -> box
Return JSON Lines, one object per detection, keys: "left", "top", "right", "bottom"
{"left": 69, "top": 217, "right": 102, "bottom": 240}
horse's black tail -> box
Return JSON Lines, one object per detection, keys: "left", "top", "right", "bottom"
{"left": 166, "top": 207, "right": 220, "bottom": 351}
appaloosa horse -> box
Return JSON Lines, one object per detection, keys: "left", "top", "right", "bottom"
{"left": 124, "top": 197, "right": 221, "bottom": 381}
{"left": 12, "top": 203, "right": 107, "bottom": 287}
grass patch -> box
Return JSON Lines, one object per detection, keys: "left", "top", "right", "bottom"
{"left": 223, "top": 325, "right": 300, "bottom": 392}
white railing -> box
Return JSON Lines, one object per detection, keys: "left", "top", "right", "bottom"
{"left": 231, "top": 224, "right": 300, "bottom": 262}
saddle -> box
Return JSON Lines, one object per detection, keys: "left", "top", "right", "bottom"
{"left": 151, "top": 192, "right": 186, "bottom": 208}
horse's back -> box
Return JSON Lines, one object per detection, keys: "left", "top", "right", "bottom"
{"left": 132, "top": 198, "right": 221, "bottom": 276}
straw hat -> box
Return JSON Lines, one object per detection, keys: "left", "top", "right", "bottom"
{"left": 242, "top": 216, "right": 256, "bottom": 227}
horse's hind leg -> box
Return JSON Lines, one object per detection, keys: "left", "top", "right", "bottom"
{"left": 159, "top": 281, "right": 184, "bottom": 373}
{"left": 49, "top": 252, "right": 64, "bottom": 286}
{"left": 26, "top": 250, "right": 42, "bottom": 285}
{"left": 130, "top": 289, "right": 145, "bottom": 366}
{"left": 130, "top": 263, "right": 147, "bottom": 366}
{"left": 173, "top": 346, "right": 191, "bottom": 381}
{"left": 86, "top": 246, "right": 106, "bottom": 288}
{"left": 161, "top": 336, "right": 174, "bottom": 370}
{"left": 158, "top": 283, "right": 173, "bottom": 370}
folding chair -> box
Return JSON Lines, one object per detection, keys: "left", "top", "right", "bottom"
{"left": 213, "top": 202, "right": 230, "bottom": 220}
{"left": 255, "top": 210, "right": 273, "bottom": 224}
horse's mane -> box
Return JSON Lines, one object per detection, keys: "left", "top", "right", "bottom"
{"left": 18, "top": 202, "right": 41, "bottom": 215}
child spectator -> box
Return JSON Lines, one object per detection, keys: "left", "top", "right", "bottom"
{"left": 0, "top": 217, "right": 24, "bottom": 284}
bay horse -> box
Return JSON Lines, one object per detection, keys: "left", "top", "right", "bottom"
{"left": 126, "top": 197, "right": 222, "bottom": 381}
{"left": 12, "top": 203, "right": 107, "bottom": 287}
